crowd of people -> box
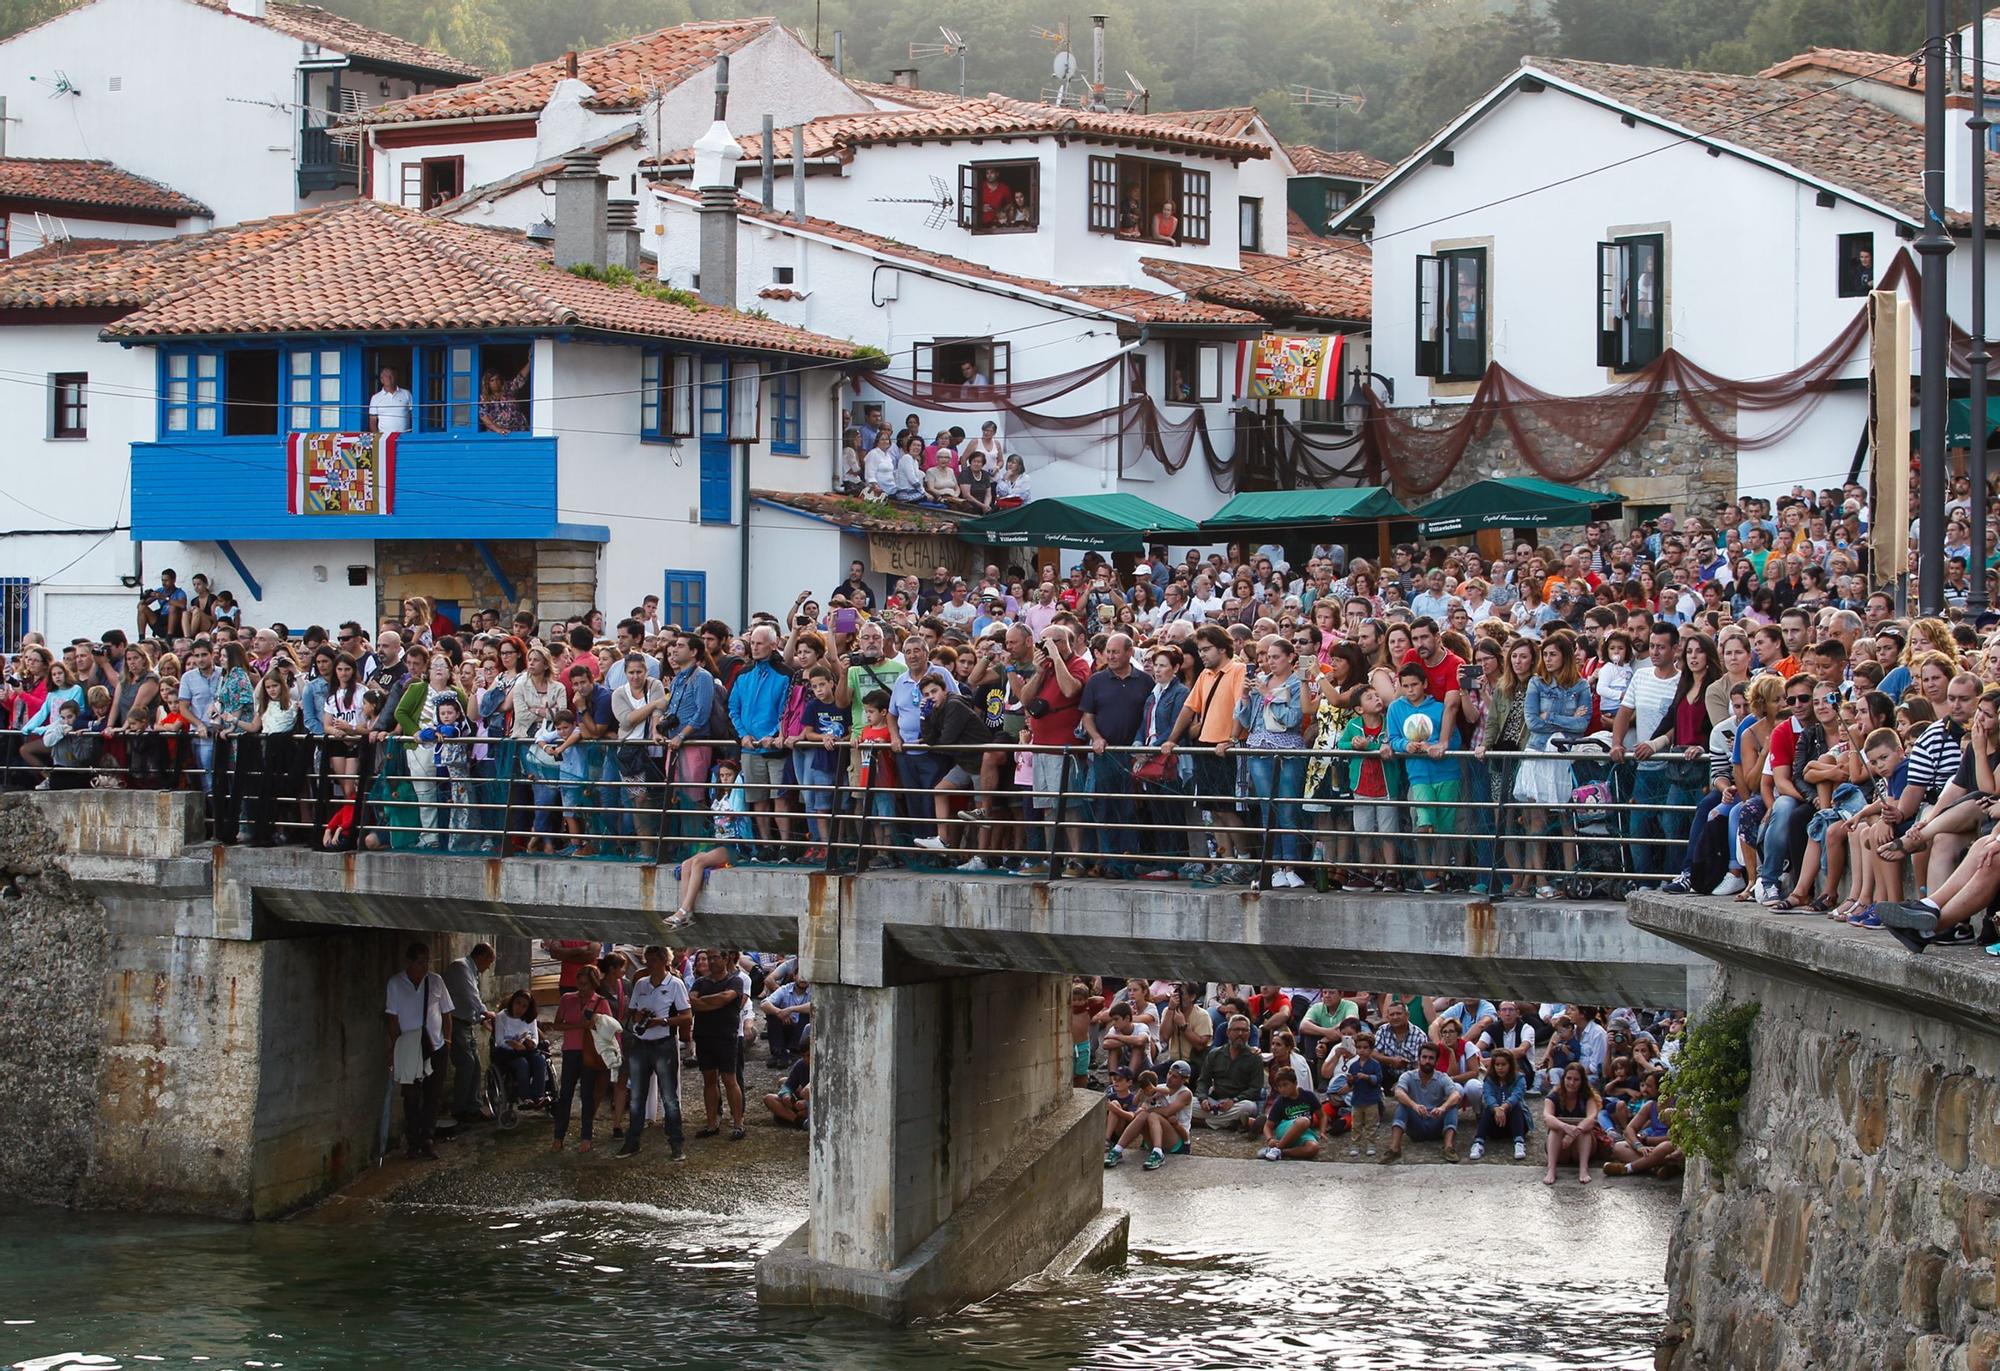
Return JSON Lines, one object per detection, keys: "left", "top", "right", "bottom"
{"left": 1084, "top": 984, "right": 1682, "bottom": 1181}
{"left": 2, "top": 477, "right": 1990, "bottom": 952}
{"left": 386, "top": 938, "right": 815, "bottom": 1162}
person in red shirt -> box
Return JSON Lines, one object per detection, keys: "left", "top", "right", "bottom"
{"left": 1401, "top": 616, "right": 1466, "bottom": 705}
{"left": 1019, "top": 624, "right": 1090, "bottom": 877}
{"left": 551, "top": 964, "right": 610, "bottom": 1152}
{"left": 545, "top": 938, "right": 598, "bottom": 992}
{"left": 1249, "top": 985, "right": 1292, "bottom": 1037}
{"left": 978, "top": 167, "right": 1012, "bottom": 226}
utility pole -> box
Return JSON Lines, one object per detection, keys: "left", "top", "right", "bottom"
{"left": 1918, "top": 0, "right": 1954, "bottom": 615}
{"left": 1971, "top": 3, "right": 1992, "bottom": 612}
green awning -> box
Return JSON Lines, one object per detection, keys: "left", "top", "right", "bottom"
{"left": 1196, "top": 487, "right": 1409, "bottom": 534}
{"left": 1940, "top": 397, "right": 2000, "bottom": 447}
{"left": 1412, "top": 477, "right": 1623, "bottom": 537}
{"left": 956, "top": 493, "right": 1201, "bottom": 552}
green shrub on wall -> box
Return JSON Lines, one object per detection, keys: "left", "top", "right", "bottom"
{"left": 1668, "top": 1001, "right": 1760, "bottom": 1172}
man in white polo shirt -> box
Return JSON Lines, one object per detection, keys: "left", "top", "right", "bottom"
{"left": 384, "top": 941, "right": 454, "bottom": 1161}
{"left": 1610, "top": 620, "right": 1684, "bottom": 878}
{"left": 620, "top": 944, "right": 692, "bottom": 1161}
{"left": 368, "top": 366, "right": 413, "bottom": 435}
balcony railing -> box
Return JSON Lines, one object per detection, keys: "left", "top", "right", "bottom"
{"left": 298, "top": 124, "right": 359, "bottom": 194}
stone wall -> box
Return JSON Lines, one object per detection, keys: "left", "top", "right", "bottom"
{"left": 1393, "top": 394, "right": 1739, "bottom": 529}
{"left": 1640, "top": 923, "right": 2000, "bottom": 1370}
{"left": 0, "top": 797, "right": 107, "bottom": 1207}
{"left": 375, "top": 538, "right": 537, "bottom": 628}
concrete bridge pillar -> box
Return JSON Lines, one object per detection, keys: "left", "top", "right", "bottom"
{"left": 757, "top": 970, "right": 1123, "bottom": 1321}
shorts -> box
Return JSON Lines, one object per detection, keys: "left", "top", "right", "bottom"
{"left": 797, "top": 760, "right": 836, "bottom": 814}
{"left": 694, "top": 1035, "right": 737, "bottom": 1072}
{"left": 1349, "top": 800, "right": 1395, "bottom": 835}
{"left": 1167, "top": 1137, "right": 1192, "bottom": 1155}
{"left": 1284, "top": 1130, "right": 1319, "bottom": 1149}
{"left": 1408, "top": 780, "right": 1461, "bottom": 833}
{"left": 1030, "top": 750, "right": 1070, "bottom": 812}
{"left": 942, "top": 765, "right": 975, "bottom": 789}
{"left": 1072, "top": 1041, "right": 1091, "bottom": 1078}
{"left": 737, "top": 751, "right": 786, "bottom": 803}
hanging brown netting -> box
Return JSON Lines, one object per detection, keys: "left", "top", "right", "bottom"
{"left": 1361, "top": 248, "right": 1954, "bottom": 495}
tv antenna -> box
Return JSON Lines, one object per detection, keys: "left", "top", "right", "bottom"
{"left": 1118, "top": 70, "right": 1149, "bottom": 114}
{"left": 1033, "top": 22, "right": 1078, "bottom": 105}
{"left": 30, "top": 70, "right": 81, "bottom": 98}
{"left": 1288, "top": 83, "right": 1365, "bottom": 147}
{"left": 869, "top": 173, "right": 957, "bottom": 231}
{"left": 908, "top": 26, "right": 969, "bottom": 100}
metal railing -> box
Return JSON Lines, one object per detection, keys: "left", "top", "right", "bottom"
{"left": 0, "top": 727, "right": 1707, "bottom": 898}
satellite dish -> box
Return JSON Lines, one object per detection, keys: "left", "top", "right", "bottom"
{"left": 1052, "top": 50, "right": 1078, "bottom": 81}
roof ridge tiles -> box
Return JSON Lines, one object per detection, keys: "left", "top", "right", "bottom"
{"left": 366, "top": 202, "right": 577, "bottom": 325}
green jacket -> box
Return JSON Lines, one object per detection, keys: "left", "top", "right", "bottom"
{"left": 1334, "top": 715, "right": 1401, "bottom": 793}
{"left": 1194, "top": 1042, "right": 1264, "bottom": 1103}
{"left": 393, "top": 682, "right": 470, "bottom": 736}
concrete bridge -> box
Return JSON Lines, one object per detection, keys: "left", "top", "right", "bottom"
{"left": 14, "top": 789, "right": 1709, "bottom": 1322}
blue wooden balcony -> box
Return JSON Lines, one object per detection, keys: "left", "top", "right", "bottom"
{"left": 130, "top": 433, "right": 605, "bottom": 543}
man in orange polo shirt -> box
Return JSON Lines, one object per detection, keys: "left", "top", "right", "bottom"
{"left": 1161, "top": 624, "right": 1249, "bottom": 883}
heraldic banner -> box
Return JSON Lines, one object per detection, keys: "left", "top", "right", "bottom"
{"left": 287, "top": 431, "right": 397, "bottom": 515}
{"left": 1233, "top": 333, "right": 1346, "bottom": 402}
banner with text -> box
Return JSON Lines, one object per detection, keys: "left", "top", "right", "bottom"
{"left": 868, "top": 532, "right": 966, "bottom": 577}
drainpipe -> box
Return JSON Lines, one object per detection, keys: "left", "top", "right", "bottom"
{"left": 760, "top": 114, "right": 775, "bottom": 211}
{"left": 740, "top": 443, "right": 752, "bottom": 624}
{"left": 792, "top": 123, "right": 807, "bottom": 223}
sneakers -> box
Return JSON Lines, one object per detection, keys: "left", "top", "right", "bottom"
{"left": 1061, "top": 861, "right": 1088, "bottom": 879}
{"left": 912, "top": 836, "right": 947, "bottom": 851}
{"left": 1178, "top": 862, "right": 1207, "bottom": 881}
{"left": 1660, "top": 874, "right": 1694, "bottom": 894}
{"left": 1442, "top": 1143, "right": 1459, "bottom": 1163}
{"left": 1602, "top": 1161, "right": 1630, "bottom": 1176}
{"left": 1104, "top": 1146, "right": 1123, "bottom": 1168}
{"left": 957, "top": 856, "right": 990, "bottom": 872}
{"left": 1259, "top": 1146, "right": 1282, "bottom": 1161}
{"left": 1342, "top": 878, "right": 1373, "bottom": 892}
{"left": 1534, "top": 885, "right": 1558, "bottom": 901}
{"left": 1513, "top": 1138, "right": 1527, "bottom": 1161}
{"left": 670, "top": 1143, "right": 686, "bottom": 1162}
{"left": 1142, "top": 1148, "right": 1165, "bottom": 1171}
{"left": 1270, "top": 868, "right": 1305, "bottom": 889}
{"left": 1018, "top": 861, "right": 1050, "bottom": 878}
{"left": 1713, "top": 872, "right": 1747, "bottom": 897}
{"left": 1468, "top": 1140, "right": 1485, "bottom": 1161}
{"left": 616, "top": 1142, "right": 640, "bottom": 1159}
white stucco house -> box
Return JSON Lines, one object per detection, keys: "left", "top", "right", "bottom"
{"left": 1332, "top": 53, "right": 2000, "bottom": 507}
{"left": 635, "top": 96, "right": 1374, "bottom": 524}
{"left": 0, "top": 0, "right": 481, "bottom": 228}
{"left": 344, "top": 17, "right": 872, "bottom": 243}
{"left": 0, "top": 172, "right": 875, "bottom": 647}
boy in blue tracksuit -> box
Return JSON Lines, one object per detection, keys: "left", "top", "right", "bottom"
{"left": 1386, "top": 661, "right": 1455, "bottom": 890}
{"left": 726, "top": 633, "right": 795, "bottom": 854}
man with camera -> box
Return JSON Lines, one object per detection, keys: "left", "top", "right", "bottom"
{"left": 622, "top": 944, "right": 692, "bottom": 1160}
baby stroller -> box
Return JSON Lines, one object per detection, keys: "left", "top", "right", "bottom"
{"left": 1552, "top": 733, "right": 1624, "bottom": 899}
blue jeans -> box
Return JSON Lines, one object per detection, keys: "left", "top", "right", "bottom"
{"left": 1628, "top": 766, "right": 1701, "bottom": 875}
{"left": 1760, "top": 794, "right": 1805, "bottom": 884}
{"left": 1476, "top": 1101, "right": 1528, "bottom": 1141}
{"left": 553, "top": 1047, "right": 598, "bottom": 1143}
{"left": 626, "top": 1036, "right": 684, "bottom": 1147}
{"left": 1242, "top": 751, "right": 1307, "bottom": 863}
{"left": 1086, "top": 750, "right": 1135, "bottom": 859}
{"left": 1393, "top": 1103, "right": 1459, "bottom": 1139}
{"left": 1679, "top": 789, "right": 1723, "bottom": 875}
{"left": 492, "top": 1045, "right": 548, "bottom": 1101}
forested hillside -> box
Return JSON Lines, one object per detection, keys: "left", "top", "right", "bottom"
{"left": 0, "top": 0, "right": 1929, "bottom": 158}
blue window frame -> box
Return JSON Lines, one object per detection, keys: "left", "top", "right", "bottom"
{"left": 286, "top": 346, "right": 347, "bottom": 431}
{"left": 771, "top": 367, "right": 802, "bottom": 454}
{"left": 662, "top": 570, "right": 706, "bottom": 629}
{"left": 162, "top": 350, "right": 220, "bottom": 433}
{"left": 698, "top": 356, "right": 732, "bottom": 525}
{"left": 641, "top": 351, "right": 696, "bottom": 440}
{"left": 0, "top": 577, "right": 28, "bottom": 652}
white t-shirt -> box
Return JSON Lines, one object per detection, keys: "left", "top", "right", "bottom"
{"left": 385, "top": 970, "right": 454, "bottom": 1051}
{"left": 369, "top": 386, "right": 414, "bottom": 434}
{"left": 629, "top": 973, "right": 692, "bottom": 1041}
{"left": 494, "top": 1011, "right": 540, "bottom": 1052}
{"left": 1620, "top": 666, "right": 1682, "bottom": 756}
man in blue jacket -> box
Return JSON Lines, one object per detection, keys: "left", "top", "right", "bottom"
{"left": 728, "top": 624, "right": 795, "bottom": 853}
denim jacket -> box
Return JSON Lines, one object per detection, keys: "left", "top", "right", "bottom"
{"left": 1524, "top": 677, "right": 1593, "bottom": 749}
{"left": 1233, "top": 673, "right": 1305, "bottom": 739}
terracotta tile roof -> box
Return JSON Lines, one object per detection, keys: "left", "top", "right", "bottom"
{"left": 0, "top": 158, "right": 210, "bottom": 218}
{"left": 3, "top": 236, "right": 128, "bottom": 263}
{"left": 89, "top": 199, "right": 868, "bottom": 358}
{"left": 347, "top": 18, "right": 770, "bottom": 125}
{"left": 0, "top": 213, "right": 324, "bottom": 312}
{"left": 1284, "top": 144, "right": 1390, "bottom": 180}
{"left": 845, "top": 77, "right": 964, "bottom": 110}
{"left": 655, "top": 185, "right": 1264, "bottom": 326}
{"left": 1525, "top": 56, "right": 2000, "bottom": 227}
{"left": 1286, "top": 208, "right": 1316, "bottom": 238}
{"left": 188, "top": 0, "right": 483, "bottom": 78}
{"left": 752, "top": 488, "right": 958, "bottom": 534}
{"left": 1757, "top": 47, "right": 1993, "bottom": 93}
{"left": 1138, "top": 237, "right": 1372, "bottom": 323}
{"left": 647, "top": 95, "right": 1271, "bottom": 169}
{"left": 1148, "top": 107, "right": 1259, "bottom": 138}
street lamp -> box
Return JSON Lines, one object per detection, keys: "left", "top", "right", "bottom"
{"left": 1345, "top": 368, "right": 1395, "bottom": 424}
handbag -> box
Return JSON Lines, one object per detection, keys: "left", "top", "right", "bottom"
{"left": 1133, "top": 751, "right": 1171, "bottom": 785}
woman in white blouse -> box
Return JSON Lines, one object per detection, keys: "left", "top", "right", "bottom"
{"left": 491, "top": 989, "right": 549, "bottom": 1105}
{"left": 994, "top": 454, "right": 1032, "bottom": 507}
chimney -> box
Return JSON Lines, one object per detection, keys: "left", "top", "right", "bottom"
{"left": 892, "top": 67, "right": 919, "bottom": 89}
{"left": 791, "top": 122, "right": 807, "bottom": 224}
{"left": 692, "top": 55, "right": 742, "bottom": 307}
{"left": 832, "top": 30, "right": 844, "bottom": 75}
{"left": 1090, "top": 15, "right": 1106, "bottom": 89}
{"left": 553, "top": 150, "right": 608, "bottom": 272}
{"left": 760, "top": 114, "right": 775, "bottom": 211}
{"left": 228, "top": 0, "right": 267, "bottom": 17}
{"left": 564, "top": 49, "right": 578, "bottom": 78}
{"left": 606, "top": 197, "right": 642, "bottom": 273}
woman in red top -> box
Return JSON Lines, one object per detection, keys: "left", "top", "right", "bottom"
{"left": 551, "top": 964, "right": 609, "bottom": 1152}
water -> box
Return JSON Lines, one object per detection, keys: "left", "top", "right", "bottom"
{"left": 3, "top": 1161, "right": 1675, "bottom": 1370}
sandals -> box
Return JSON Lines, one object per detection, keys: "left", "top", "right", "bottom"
{"left": 1765, "top": 894, "right": 1809, "bottom": 913}
{"left": 1806, "top": 893, "right": 1840, "bottom": 915}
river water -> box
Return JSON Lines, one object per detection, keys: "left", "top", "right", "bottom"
{"left": 3, "top": 1156, "right": 1674, "bottom": 1371}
